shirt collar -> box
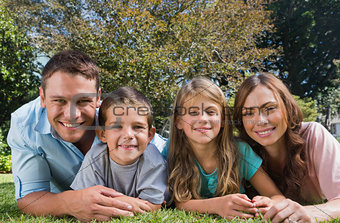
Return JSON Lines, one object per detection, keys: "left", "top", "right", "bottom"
{"left": 34, "top": 107, "right": 52, "bottom": 135}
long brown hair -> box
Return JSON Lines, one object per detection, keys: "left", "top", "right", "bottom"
{"left": 233, "top": 73, "right": 307, "bottom": 201}
{"left": 168, "top": 78, "right": 240, "bottom": 203}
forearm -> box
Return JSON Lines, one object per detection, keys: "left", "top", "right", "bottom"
{"left": 270, "top": 195, "right": 286, "bottom": 204}
{"left": 17, "top": 190, "right": 75, "bottom": 217}
{"left": 305, "top": 199, "right": 340, "bottom": 221}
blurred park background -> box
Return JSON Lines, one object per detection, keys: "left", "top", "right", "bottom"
{"left": 1, "top": 0, "right": 339, "bottom": 173}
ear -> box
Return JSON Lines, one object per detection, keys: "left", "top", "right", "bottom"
{"left": 96, "top": 128, "right": 107, "bottom": 143}
{"left": 40, "top": 87, "right": 46, "bottom": 108}
{"left": 147, "top": 126, "right": 156, "bottom": 143}
{"left": 96, "top": 88, "right": 102, "bottom": 108}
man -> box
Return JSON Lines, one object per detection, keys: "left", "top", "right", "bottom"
{"left": 7, "top": 50, "right": 155, "bottom": 221}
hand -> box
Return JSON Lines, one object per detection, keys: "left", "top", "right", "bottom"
{"left": 114, "top": 196, "right": 153, "bottom": 214}
{"left": 252, "top": 195, "right": 273, "bottom": 215}
{"left": 68, "top": 185, "right": 133, "bottom": 221}
{"left": 264, "top": 199, "right": 312, "bottom": 223}
{"left": 215, "top": 193, "right": 258, "bottom": 220}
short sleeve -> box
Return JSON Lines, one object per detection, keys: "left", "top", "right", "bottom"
{"left": 307, "top": 122, "right": 340, "bottom": 201}
{"left": 237, "top": 141, "right": 263, "bottom": 181}
{"left": 136, "top": 145, "right": 168, "bottom": 204}
{"left": 161, "top": 140, "right": 169, "bottom": 160}
{"left": 70, "top": 147, "right": 106, "bottom": 190}
{"left": 8, "top": 113, "right": 51, "bottom": 200}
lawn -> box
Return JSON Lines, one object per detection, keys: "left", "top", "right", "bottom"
{"left": 0, "top": 174, "right": 338, "bottom": 222}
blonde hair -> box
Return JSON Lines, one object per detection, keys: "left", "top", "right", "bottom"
{"left": 168, "top": 78, "right": 240, "bottom": 203}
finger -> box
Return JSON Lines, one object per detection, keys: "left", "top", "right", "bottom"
{"left": 137, "top": 201, "right": 152, "bottom": 212}
{"left": 94, "top": 204, "right": 134, "bottom": 218}
{"left": 99, "top": 187, "right": 124, "bottom": 198}
{"left": 227, "top": 210, "right": 255, "bottom": 220}
{"left": 252, "top": 195, "right": 263, "bottom": 203}
{"left": 253, "top": 198, "right": 271, "bottom": 207}
{"left": 236, "top": 193, "right": 252, "bottom": 202}
{"left": 263, "top": 199, "right": 290, "bottom": 220}
{"left": 270, "top": 206, "right": 294, "bottom": 222}
{"left": 233, "top": 196, "right": 254, "bottom": 208}
{"left": 233, "top": 204, "right": 258, "bottom": 214}
{"left": 97, "top": 194, "right": 133, "bottom": 211}
{"left": 257, "top": 206, "right": 270, "bottom": 213}
{"left": 288, "top": 212, "right": 302, "bottom": 223}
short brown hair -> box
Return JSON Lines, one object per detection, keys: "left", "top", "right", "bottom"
{"left": 98, "top": 87, "right": 153, "bottom": 128}
{"left": 41, "top": 50, "right": 100, "bottom": 91}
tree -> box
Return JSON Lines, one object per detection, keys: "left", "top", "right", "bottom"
{"left": 260, "top": 0, "right": 340, "bottom": 99}
{"left": 293, "top": 95, "right": 318, "bottom": 122}
{"left": 0, "top": 1, "right": 40, "bottom": 151}
{"left": 6, "top": 0, "right": 277, "bottom": 131}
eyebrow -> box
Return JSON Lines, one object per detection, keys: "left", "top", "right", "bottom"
{"left": 242, "top": 101, "right": 277, "bottom": 110}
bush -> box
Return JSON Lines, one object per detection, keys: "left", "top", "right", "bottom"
{"left": 0, "top": 154, "right": 11, "bottom": 172}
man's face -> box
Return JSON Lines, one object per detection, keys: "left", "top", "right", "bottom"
{"left": 97, "top": 105, "right": 155, "bottom": 165}
{"left": 40, "top": 71, "right": 100, "bottom": 144}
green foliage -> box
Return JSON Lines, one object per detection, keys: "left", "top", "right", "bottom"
{"left": 293, "top": 95, "right": 319, "bottom": 122}
{"left": 0, "top": 129, "right": 9, "bottom": 155}
{"left": 6, "top": 0, "right": 277, "bottom": 131}
{"left": 261, "top": 0, "right": 340, "bottom": 100}
{"left": 0, "top": 155, "right": 11, "bottom": 173}
{"left": 0, "top": 1, "right": 40, "bottom": 138}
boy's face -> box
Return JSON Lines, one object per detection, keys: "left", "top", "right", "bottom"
{"left": 97, "top": 105, "right": 155, "bottom": 165}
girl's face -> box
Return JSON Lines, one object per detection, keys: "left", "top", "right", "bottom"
{"left": 242, "top": 85, "right": 287, "bottom": 149}
{"left": 176, "top": 96, "right": 222, "bottom": 149}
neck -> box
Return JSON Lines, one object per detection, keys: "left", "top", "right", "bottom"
{"left": 265, "top": 136, "right": 287, "bottom": 174}
{"left": 74, "top": 130, "right": 96, "bottom": 155}
{"left": 191, "top": 141, "right": 218, "bottom": 174}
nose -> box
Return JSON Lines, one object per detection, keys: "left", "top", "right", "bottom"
{"left": 122, "top": 126, "right": 134, "bottom": 139}
{"left": 64, "top": 102, "right": 80, "bottom": 123}
{"left": 196, "top": 111, "right": 209, "bottom": 124}
{"left": 255, "top": 112, "right": 268, "bottom": 125}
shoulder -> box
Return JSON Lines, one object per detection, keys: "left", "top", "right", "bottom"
{"left": 235, "top": 139, "right": 262, "bottom": 163}
{"left": 300, "top": 122, "right": 332, "bottom": 140}
{"left": 235, "top": 140, "right": 254, "bottom": 156}
{"left": 142, "top": 143, "right": 167, "bottom": 167}
{"left": 84, "top": 142, "right": 108, "bottom": 161}
{"left": 11, "top": 97, "right": 43, "bottom": 128}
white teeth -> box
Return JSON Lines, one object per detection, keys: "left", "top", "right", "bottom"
{"left": 258, "top": 130, "right": 272, "bottom": 135}
{"left": 63, "top": 123, "right": 80, "bottom": 128}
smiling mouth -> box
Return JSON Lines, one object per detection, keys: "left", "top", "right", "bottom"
{"left": 60, "top": 122, "right": 82, "bottom": 128}
{"left": 194, "top": 127, "right": 211, "bottom": 133}
{"left": 256, "top": 128, "right": 275, "bottom": 136}
{"left": 119, "top": 145, "right": 138, "bottom": 150}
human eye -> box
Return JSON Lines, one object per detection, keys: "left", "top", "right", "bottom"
{"left": 134, "top": 125, "right": 146, "bottom": 130}
{"left": 53, "top": 99, "right": 66, "bottom": 104}
{"left": 78, "top": 98, "right": 92, "bottom": 105}
{"left": 206, "top": 109, "right": 217, "bottom": 116}
{"left": 264, "top": 105, "right": 277, "bottom": 115}
{"left": 242, "top": 108, "right": 255, "bottom": 117}
{"left": 107, "top": 124, "right": 122, "bottom": 130}
{"left": 189, "top": 111, "right": 199, "bottom": 116}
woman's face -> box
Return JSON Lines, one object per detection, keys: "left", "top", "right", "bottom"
{"left": 241, "top": 85, "right": 287, "bottom": 149}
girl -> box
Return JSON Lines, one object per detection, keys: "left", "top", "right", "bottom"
{"left": 164, "top": 78, "right": 284, "bottom": 219}
{"left": 233, "top": 73, "right": 340, "bottom": 222}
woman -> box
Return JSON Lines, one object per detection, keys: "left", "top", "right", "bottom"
{"left": 233, "top": 73, "right": 340, "bottom": 222}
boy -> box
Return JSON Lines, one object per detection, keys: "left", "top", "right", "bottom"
{"left": 71, "top": 87, "right": 167, "bottom": 212}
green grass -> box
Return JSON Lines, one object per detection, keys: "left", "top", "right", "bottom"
{"left": 0, "top": 174, "right": 339, "bottom": 222}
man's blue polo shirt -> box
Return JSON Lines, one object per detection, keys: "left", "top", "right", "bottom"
{"left": 7, "top": 97, "right": 101, "bottom": 200}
